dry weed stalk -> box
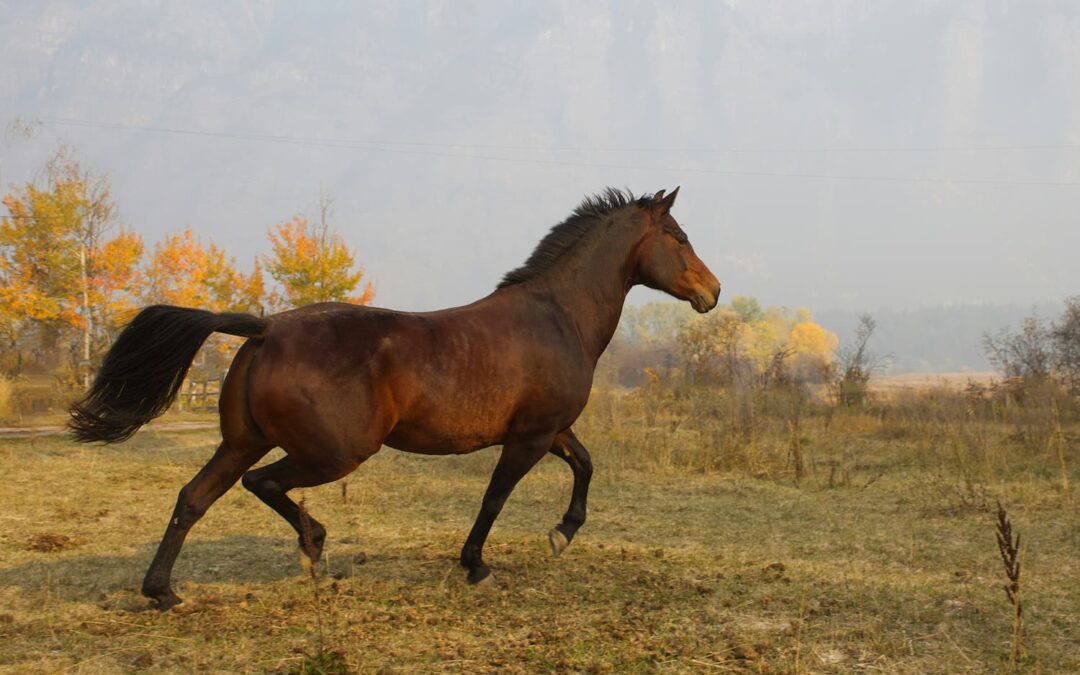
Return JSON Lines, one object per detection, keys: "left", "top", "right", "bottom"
{"left": 292, "top": 500, "right": 352, "bottom": 674}
{"left": 297, "top": 498, "right": 325, "bottom": 654}
{"left": 792, "top": 590, "right": 807, "bottom": 674}
{"left": 994, "top": 501, "right": 1026, "bottom": 667}
{"left": 787, "top": 418, "right": 804, "bottom": 487}
{"left": 1048, "top": 402, "right": 1070, "bottom": 496}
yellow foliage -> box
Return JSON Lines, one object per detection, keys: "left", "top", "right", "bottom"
{"left": 265, "top": 215, "right": 373, "bottom": 308}
{"left": 676, "top": 298, "right": 839, "bottom": 384}
{"left": 140, "top": 228, "right": 265, "bottom": 368}
{"left": 90, "top": 229, "right": 144, "bottom": 332}
{"left": 0, "top": 147, "right": 142, "bottom": 370}
{"left": 142, "top": 228, "right": 261, "bottom": 313}
{"left": 0, "top": 184, "right": 78, "bottom": 325}
{"left": 789, "top": 319, "right": 840, "bottom": 361}
{"left": 0, "top": 374, "right": 11, "bottom": 418}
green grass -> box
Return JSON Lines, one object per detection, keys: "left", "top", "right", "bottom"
{"left": 0, "top": 403, "right": 1077, "bottom": 672}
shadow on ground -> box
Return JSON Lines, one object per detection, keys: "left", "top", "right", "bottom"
{"left": 0, "top": 535, "right": 325, "bottom": 601}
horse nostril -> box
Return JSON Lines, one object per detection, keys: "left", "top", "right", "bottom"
{"left": 698, "top": 285, "right": 720, "bottom": 312}
{"left": 691, "top": 292, "right": 714, "bottom": 314}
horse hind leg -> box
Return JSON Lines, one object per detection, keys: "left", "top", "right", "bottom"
{"left": 142, "top": 440, "right": 270, "bottom": 609}
{"left": 241, "top": 455, "right": 361, "bottom": 562}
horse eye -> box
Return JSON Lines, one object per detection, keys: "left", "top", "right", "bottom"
{"left": 668, "top": 229, "right": 688, "bottom": 245}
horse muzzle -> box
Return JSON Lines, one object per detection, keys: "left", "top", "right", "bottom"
{"left": 690, "top": 277, "right": 721, "bottom": 313}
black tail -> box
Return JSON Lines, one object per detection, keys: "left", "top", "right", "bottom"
{"left": 69, "top": 305, "right": 267, "bottom": 444}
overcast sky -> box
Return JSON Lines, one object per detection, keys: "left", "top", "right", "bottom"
{"left": 2, "top": 0, "right": 1079, "bottom": 314}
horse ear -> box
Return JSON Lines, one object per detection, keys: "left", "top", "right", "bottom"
{"left": 658, "top": 186, "right": 680, "bottom": 213}
{"left": 653, "top": 189, "right": 666, "bottom": 202}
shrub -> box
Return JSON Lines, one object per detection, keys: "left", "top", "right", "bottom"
{"left": 0, "top": 375, "right": 12, "bottom": 419}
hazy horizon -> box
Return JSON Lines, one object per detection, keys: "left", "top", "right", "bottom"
{"left": 2, "top": 1, "right": 1079, "bottom": 317}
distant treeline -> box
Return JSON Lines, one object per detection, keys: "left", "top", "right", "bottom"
{"left": 815, "top": 303, "right": 1063, "bottom": 373}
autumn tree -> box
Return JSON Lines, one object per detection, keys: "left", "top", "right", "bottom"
{"left": 141, "top": 228, "right": 263, "bottom": 313}
{"left": 616, "top": 301, "right": 696, "bottom": 346}
{"left": 677, "top": 297, "right": 838, "bottom": 388}
{"left": 265, "top": 194, "right": 374, "bottom": 308}
{"left": 141, "top": 228, "right": 265, "bottom": 379}
{"left": 787, "top": 309, "right": 840, "bottom": 381}
{"left": 1052, "top": 296, "right": 1080, "bottom": 394}
{"left": 0, "top": 147, "right": 142, "bottom": 378}
{"left": 983, "top": 297, "right": 1080, "bottom": 395}
{"left": 678, "top": 306, "right": 752, "bottom": 386}
{"left": 599, "top": 302, "right": 696, "bottom": 386}
{"left": 835, "top": 314, "right": 884, "bottom": 406}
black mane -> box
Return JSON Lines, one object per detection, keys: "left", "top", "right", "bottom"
{"left": 497, "top": 188, "right": 651, "bottom": 289}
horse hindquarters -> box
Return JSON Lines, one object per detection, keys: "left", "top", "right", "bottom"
{"left": 241, "top": 332, "right": 393, "bottom": 563}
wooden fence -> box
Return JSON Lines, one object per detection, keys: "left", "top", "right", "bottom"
{"left": 176, "top": 374, "right": 226, "bottom": 412}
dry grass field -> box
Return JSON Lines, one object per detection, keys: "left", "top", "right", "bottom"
{"left": 0, "top": 386, "right": 1078, "bottom": 673}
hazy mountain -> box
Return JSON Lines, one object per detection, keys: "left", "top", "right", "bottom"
{"left": 2, "top": 1, "right": 1078, "bottom": 319}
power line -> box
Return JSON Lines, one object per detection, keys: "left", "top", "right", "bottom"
{"left": 30, "top": 116, "right": 1080, "bottom": 187}
{"left": 40, "top": 116, "right": 1080, "bottom": 154}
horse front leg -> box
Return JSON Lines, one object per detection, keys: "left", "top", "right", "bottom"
{"left": 547, "top": 429, "right": 593, "bottom": 556}
{"left": 460, "top": 435, "right": 551, "bottom": 584}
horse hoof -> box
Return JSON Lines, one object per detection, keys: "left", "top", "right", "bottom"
{"left": 548, "top": 528, "right": 569, "bottom": 557}
{"left": 474, "top": 572, "right": 495, "bottom": 587}
{"left": 146, "top": 589, "right": 183, "bottom": 611}
{"left": 466, "top": 566, "right": 492, "bottom": 585}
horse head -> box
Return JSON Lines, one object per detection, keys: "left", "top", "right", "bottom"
{"left": 632, "top": 187, "right": 721, "bottom": 313}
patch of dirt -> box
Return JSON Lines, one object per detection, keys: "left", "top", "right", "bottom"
{"left": 761, "top": 561, "right": 788, "bottom": 582}
{"left": 25, "top": 532, "right": 86, "bottom": 552}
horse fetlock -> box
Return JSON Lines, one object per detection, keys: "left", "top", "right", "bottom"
{"left": 564, "top": 510, "right": 586, "bottom": 528}
{"left": 460, "top": 542, "right": 481, "bottom": 563}
{"left": 460, "top": 545, "right": 491, "bottom": 584}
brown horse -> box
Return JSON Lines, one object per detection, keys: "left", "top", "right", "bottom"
{"left": 70, "top": 187, "right": 720, "bottom": 609}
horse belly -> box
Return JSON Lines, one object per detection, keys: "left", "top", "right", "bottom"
{"left": 384, "top": 412, "right": 505, "bottom": 455}
{"left": 384, "top": 385, "right": 516, "bottom": 455}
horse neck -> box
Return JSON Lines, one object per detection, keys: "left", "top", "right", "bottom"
{"left": 538, "top": 217, "right": 643, "bottom": 363}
